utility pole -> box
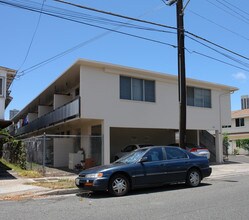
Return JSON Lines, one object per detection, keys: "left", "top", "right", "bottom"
{"left": 168, "top": 0, "right": 187, "bottom": 149}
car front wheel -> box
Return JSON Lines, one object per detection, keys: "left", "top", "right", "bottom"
{"left": 108, "top": 174, "right": 130, "bottom": 196}
{"left": 186, "top": 169, "right": 201, "bottom": 187}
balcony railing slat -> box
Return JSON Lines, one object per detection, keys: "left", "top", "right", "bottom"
{"left": 13, "top": 97, "right": 80, "bottom": 136}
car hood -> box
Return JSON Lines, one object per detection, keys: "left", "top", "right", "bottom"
{"left": 79, "top": 163, "right": 125, "bottom": 175}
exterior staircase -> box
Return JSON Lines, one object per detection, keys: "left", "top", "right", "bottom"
{"left": 199, "top": 130, "right": 216, "bottom": 162}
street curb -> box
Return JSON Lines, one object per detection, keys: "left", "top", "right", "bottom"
{"left": 36, "top": 188, "right": 80, "bottom": 196}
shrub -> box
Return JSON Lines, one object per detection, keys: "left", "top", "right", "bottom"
{"left": 233, "top": 148, "right": 239, "bottom": 155}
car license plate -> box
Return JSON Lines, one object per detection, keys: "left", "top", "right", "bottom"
{"left": 75, "top": 178, "right": 80, "bottom": 185}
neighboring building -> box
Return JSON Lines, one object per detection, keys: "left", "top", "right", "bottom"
{"left": 223, "top": 109, "right": 249, "bottom": 155}
{"left": 9, "top": 59, "right": 237, "bottom": 168}
{"left": 0, "top": 66, "right": 16, "bottom": 129}
{"left": 9, "top": 109, "right": 19, "bottom": 120}
{"left": 241, "top": 95, "right": 249, "bottom": 110}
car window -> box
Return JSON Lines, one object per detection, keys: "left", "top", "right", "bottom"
{"left": 115, "top": 149, "right": 148, "bottom": 164}
{"left": 165, "top": 147, "right": 188, "bottom": 160}
{"left": 144, "top": 148, "right": 163, "bottom": 162}
{"left": 131, "top": 145, "right": 138, "bottom": 151}
{"left": 124, "top": 145, "right": 135, "bottom": 152}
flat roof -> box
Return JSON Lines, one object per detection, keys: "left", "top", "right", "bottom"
{"left": 12, "top": 58, "right": 238, "bottom": 121}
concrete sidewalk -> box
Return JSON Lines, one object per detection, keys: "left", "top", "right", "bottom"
{"left": 1, "top": 156, "right": 249, "bottom": 200}
{"left": 0, "top": 174, "right": 80, "bottom": 200}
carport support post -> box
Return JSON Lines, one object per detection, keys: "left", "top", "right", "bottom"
{"left": 102, "top": 122, "right": 110, "bottom": 165}
{"left": 215, "top": 130, "right": 223, "bottom": 163}
{"left": 42, "top": 132, "right": 46, "bottom": 176}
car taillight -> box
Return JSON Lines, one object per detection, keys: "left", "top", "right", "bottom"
{"left": 190, "top": 148, "right": 198, "bottom": 152}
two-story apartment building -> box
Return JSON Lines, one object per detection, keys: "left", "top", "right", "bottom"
{"left": 0, "top": 66, "right": 16, "bottom": 129}
{"left": 9, "top": 59, "right": 237, "bottom": 168}
{"left": 223, "top": 101, "right": 249, "bottom": 155}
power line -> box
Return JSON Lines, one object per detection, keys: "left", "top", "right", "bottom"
{"left": 222, "top": 0, "right": 249, "bottom": 17}
{"left": 54, "top": 0, "right": 249, "bottom": 62}
{"left": 215, "top": 0, "right": 249, "bottom": 22}
{"left": 188, "top": 9, "right": 249, "bottom": 42}
{"left": 186, "top": 35, "right": 249, "bottom": 69}
{"left": 53, "top": 0, "right": 178, "bottom": 31}
{"left": 190, "top": 50, "right": 249, "bottom": 72}
{"left": 2, "top": 0, "right": 249, "bottom": 77}
{"left": 206, "top": 0, "right": 249, "bottom": 25}
{"left": 185, "top": 31, "right": 249, "bottom": 62}
{"left": 17, "top": 0, "right": 45, "bottom": 72}
{"left": 3, "top": 0, "right": 249, "bottom": 63}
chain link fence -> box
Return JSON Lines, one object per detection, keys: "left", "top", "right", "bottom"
{"left": 22, "top": 134, "right": 103, "bottom": 175}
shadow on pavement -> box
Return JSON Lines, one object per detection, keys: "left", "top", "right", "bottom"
{"left": 0, "top": 161, "right": 17, "bottom": 180}
{"left": 75, "top": 182, "right": 212, "bottom": 200}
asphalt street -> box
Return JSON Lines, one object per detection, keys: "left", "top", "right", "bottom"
{"left": 1, "top": 172, "right": 249, "bottom": 220}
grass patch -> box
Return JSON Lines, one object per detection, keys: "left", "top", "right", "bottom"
{"left": 28, "top": 179, "right": 76, "bottom": 189}
{"left": 0, "top": 158, "right": 42, "bottom": 178}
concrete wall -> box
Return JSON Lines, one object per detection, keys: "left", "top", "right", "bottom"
{"left": 53, "top": 94, "right": 72, "bottom": 110}
{"left": 110, "top": 128, "right": 175, "bottom": 160}
{"left": 27, "top": 113, "right": 38, "bottom": 122}
{"left": 80, "top": 65, "right": 232, "bottom": 131}
{"left": 0, "top": 71, "right": 7, "bottom": 119}
{"left": 38, "top": 105, "right": 53, "bottom": 117}
{"left": 223, "top": 117, "right": 249, "bottom": 134}
{"left": 53, "top": 138, "right": 74, "bottom": 167}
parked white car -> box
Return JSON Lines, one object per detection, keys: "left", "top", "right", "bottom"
{"left": 114, "top": 144, "right": 154, "bottom": 160}
{"left": 168, "top": 143, "right": 210, "bottom": 159}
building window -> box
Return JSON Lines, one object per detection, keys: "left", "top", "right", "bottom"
{"left": 120, "top": 76, "right": 155, "bottom": 102}
{"left": 235, "top": 118, "right": 244, "bottom": 127}
{"left": 187, "top": 86, "right": 211, "bottom": 108}
{"left": 0, "top": 78, "right": 3, "bottom": 96}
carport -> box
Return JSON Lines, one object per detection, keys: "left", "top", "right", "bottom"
{"left": 109, "top": 127, "right": 207, "bottom": 162}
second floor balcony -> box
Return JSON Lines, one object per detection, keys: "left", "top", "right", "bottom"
{"left": 12, "top": 97, "right": 80, "bottom": 136}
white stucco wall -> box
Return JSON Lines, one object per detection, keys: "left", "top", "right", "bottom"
{"left": 53, "top": 94, "right": 72, "bottom": 110}
{"left": 80, "top": 65, "right": 232, "bottom": 131}
{"left": 0, "top": 99, "right": 5, "bottom": 119}
{"left": 27, "top": 113, "right": 38, "bottom": 122}
{"left": 53, "top": 138, "right": 74, "bottom": 167}
{"left": 224, "top": 117, "right": 249, "bottom": 134}
{"left": 0, "top": 71, "right": 7, "bottom": 119}
{"left": 38, "top": 105, "right": 53, "bottom": 117}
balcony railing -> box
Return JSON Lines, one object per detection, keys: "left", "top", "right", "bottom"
{"left": 13, "top": 97, "right": 80, "bottom": 136}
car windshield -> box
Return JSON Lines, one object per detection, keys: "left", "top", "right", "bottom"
{"left": 114, "top": 149, "right": 148, "bottom": 164}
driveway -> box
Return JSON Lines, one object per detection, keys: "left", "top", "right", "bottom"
{"left": 226, "top": 155, "right": 249, "bottom": 164}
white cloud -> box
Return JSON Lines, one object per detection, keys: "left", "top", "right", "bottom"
{"left": 232, "top": 72, "right": 247, "bottom": 81}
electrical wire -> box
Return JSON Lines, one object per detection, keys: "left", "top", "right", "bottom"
{"left": 215, "top": 0, "right": 249, "bottom": 23}
{"left": 206, "top": 0, "right": 249, "bottom": 25}
{"left": 17, "top": 0, "right": 45, "bottom": 72}
{"left": 1, "top": 0, "right": 249, "bottom": 77}
{"left": 187, "top": 9, "right": 249, "bottom": 42}
{"left": 222, "top": 0, "right": 249, "bottom": 17}
{"left": 186, "top": 35, "right": 249, "bottom": 69}
{"left": 190, "top": 50, "right": 249, "bottom": 72}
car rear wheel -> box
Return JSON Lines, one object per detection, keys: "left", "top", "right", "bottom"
{"left": 108, "top": 174, "right": 130, "bottom": 196}
{"left": 186, "top": 169, "right": 201, "bottom": 187}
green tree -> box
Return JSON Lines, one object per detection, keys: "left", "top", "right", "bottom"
{"left": 236, "top": 139, "right": 249, "bottom": 151}
{"left": 223, "top": 132, "right": 229, "bottom": 156}
{"left": 0, "top": 129, "right": 26, "bottom": 169}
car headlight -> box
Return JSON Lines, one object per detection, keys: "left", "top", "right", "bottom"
{"left": 85, "top": 173, "right": 103, "bottom": 178}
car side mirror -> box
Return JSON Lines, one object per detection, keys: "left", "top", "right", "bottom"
{"left": 139, "top": 157, "right": 148, "bottom": 163}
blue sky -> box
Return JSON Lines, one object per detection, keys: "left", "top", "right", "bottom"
{"left": 1, "top": 0, "right": 249, "bottom": 119}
